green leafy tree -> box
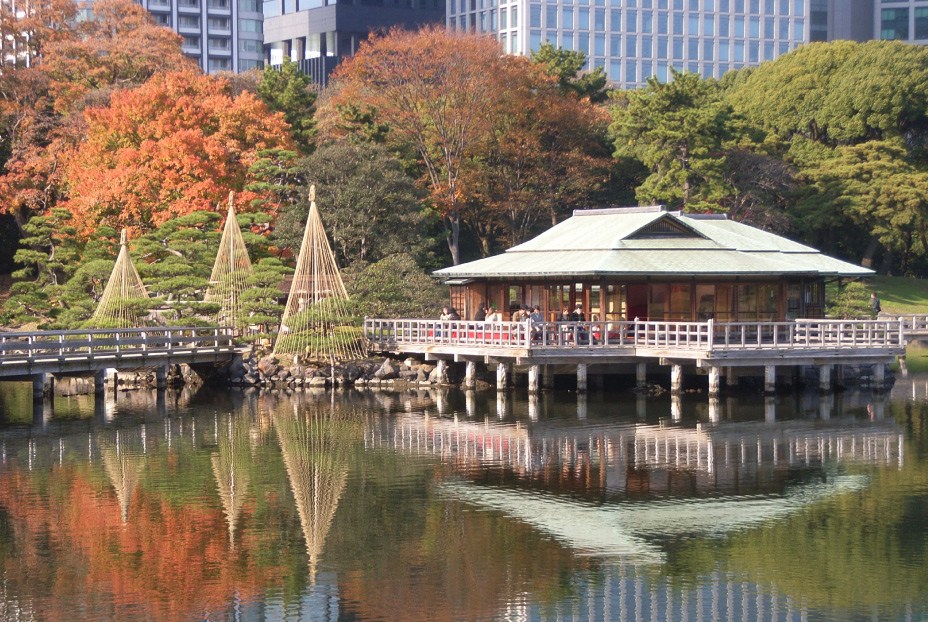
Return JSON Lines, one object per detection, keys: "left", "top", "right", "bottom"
{"left": 257, "top": 57, "right": 317, "bottom": 154}
{"left": 245, "top": 148, "right": 305, "bottom": 220}
{"left": 724, "top": 41, "right": 928, "bottom": 153}
{"left": 531, "top": 43, "right": 608, "bottom": 103}
{"left": 132, "top": 211, "right": 222, "bottom": 325}
{"left": 610, "top": 69, "right": 735, "bottom": 210}
{"left": 334, "top": 100, "right": 390, "bottom": 144}
{"left": 342, "top": 253, "right": 445, "bottom": 319}
{"left": 53, "top": 225, "right": 121, "bottom": 328}
{"left": 827, "top": 281, "right": 877, "bottom": 319}
{"left": 803, "top": 141, "right": 928, "bottom": 275}
{"left": 238, "top": 257, "right": 292, "bottom": 342}
{"left": 2, "top": 208, "right": 81, "bottom": 326}
{"left": 274, "top": 142, "right": 432, "bottom": 266}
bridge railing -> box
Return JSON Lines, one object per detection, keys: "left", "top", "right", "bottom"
{"left": 894, "top": 314, "right": 928, "bottom": 334}
{"left": 364, "top": 318, "right": 906, "bottom": 352}
{"left": 0, "top": 327, "right": 235, "bottom": 360}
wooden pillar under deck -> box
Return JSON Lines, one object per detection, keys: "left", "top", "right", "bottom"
{"left": 464, "top": 361, "right": 477, "bottom": 389}
{"left": 636, "top": 362, "right": 647, "bottom": 389}
{"left": 764, "top": 365, "right": 776, "bottom": 394}
{"left": 496, "top": 363, "right": 509, "bottom": 390}
{"left": 528, "top": 365, "right": 540, "bottom": 393}
{"left": 577, "top": 364, "right": 588, "bottom": 392}
{"left": 708, "top": 366, "right": 720, "bottom": 396}
{"left": 874, "top": 363, "right": 886, "bottom": 392}
{"left": 670, "top": 364, "right": 683, "bottom": 393}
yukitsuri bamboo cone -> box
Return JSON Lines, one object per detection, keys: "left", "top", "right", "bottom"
{"left": 273, "top": 185, "right": 365, "bottom": 361}
{"left": 204, "top": 192, "right": 254, "bottom": 334}
{"left": 211, "top": 413, "right": 252, "bottom": 548}
{"left": 89, "top": 229, "right": 150, "bottom": 328}
{"left": 273, "top": 399, "right": 353, "bottom": 581}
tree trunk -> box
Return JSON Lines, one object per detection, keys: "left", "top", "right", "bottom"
{"left": 879, "top": 249, "right": 893, "bottom": 276}
{"left": 446, "top": 212, "right": 460, "bottom": 265}
{"left": 860, "top": 235, "right": 879, "bottom": 268}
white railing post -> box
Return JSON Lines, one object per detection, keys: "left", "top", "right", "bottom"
{"left": 707, "top": 319, "right": 714, "bottom": 350}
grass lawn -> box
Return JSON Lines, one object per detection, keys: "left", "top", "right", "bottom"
{"left": 868, "top": 276, "right": 928, "bottom": 314}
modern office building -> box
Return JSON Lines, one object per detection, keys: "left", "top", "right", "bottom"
{"left": 136, "top": 0, "right": 265, "bottom": 73}
{"left": 262, "top": 0, "right": 445, "bottom": 85}
{"left": 877, "top": 0, "right": 928, "bottom": 42}
{"left": 445, "top": 0, "right": 905, "bottom": 89}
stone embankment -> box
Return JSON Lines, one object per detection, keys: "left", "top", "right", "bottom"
{"left": 224, "top": 353, "right": 459, "bottom": 389}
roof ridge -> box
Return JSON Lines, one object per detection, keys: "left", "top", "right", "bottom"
{"left": 573, "top": 205, "right": 666, "bottom": 216}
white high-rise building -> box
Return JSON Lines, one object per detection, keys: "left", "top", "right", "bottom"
{"left": 136, "top": 0, "right": 265, "bottom": 73}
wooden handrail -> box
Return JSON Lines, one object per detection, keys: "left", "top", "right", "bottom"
{"left": 363, "top": 318, "right": 906, "bottom": 352}
{"left": 0, "top": 326, "right": 236, "bottom": 360}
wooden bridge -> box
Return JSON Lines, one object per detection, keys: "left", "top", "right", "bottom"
{"left": 897, "top": 314, "right": 928, "bottom": 339}
{"left": 366, "top": 317, "right": 906, "bottom": 394}
{"left": 0, "top": 327, "right": 236, "bottom": 398}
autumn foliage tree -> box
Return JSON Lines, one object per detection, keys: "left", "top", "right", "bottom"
{"left": 461, "top": 56, "right": 612, "bottom": 254}
{"left": 329, "top": 27, "right": 507, "bottom": 265}
{"left": 0, "top": 0, "right": 196, "bottom": 233}
{"left": 63, "top": 71, "right": 295, "bottom": 236}
{"left": 42, "top": 0, "right": 196, "bottom": 109}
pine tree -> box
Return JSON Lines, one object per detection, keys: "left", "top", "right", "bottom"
{"left": 2, "top": 208, "right": 81, "bottom": 327}
{"left": 132, "top": 212, "right": 222, "bottom": 326}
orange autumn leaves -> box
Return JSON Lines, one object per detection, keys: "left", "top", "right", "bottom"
{"left": 63, "top": 72, "right": 294, "bottom": 236}
{"left": 0, "top": 0, "right": 293, "bottom": 239}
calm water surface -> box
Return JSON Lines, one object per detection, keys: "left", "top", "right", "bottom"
{"left": 0, "top": 376, "right": 927, "bottom": 622}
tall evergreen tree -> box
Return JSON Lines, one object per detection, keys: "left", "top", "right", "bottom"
{"left": 257, "top": 57, "right": 317, "bottom": 154}
{"left": 610, "top": 69, "right": 735, "bottom": 210}
{"left": 531, "top": 43, "right": 608, "bottom": 103}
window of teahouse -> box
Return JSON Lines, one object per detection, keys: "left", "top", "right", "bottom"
{"left": 605, "top": 284, "right": 626, "bottom": 320}
{"left": 450, "top": 286, "right": 466, "bottom": 316}
{"left": 649, "top": 284, "right": 668, "bottom": 320}
{"left": 669, "top": 284, "right": 691, "bottom": 320}
{"left": 787, "top": 283, "right": 801, "bottom": 319}
{"left": 696, "top": 284, "right": 715, "bottom": 320}
{"left": 508, "top": 285, "right": 523, "bottom": 317}
{"left": 547, "top": 284, "right": 572, "bottom": 320}
{"left": 758, "top": 284, "right": 778, "bottom": 320}
{"left": 716, "top": 285, "right": 734, "bottom": 322}
{"left": 738, "top": 284, "right": 758, "bottom": 321}
{"left": 589, "top": 285, "right": 602, "bottom": 320}
{"left": 803, "top": 281, "right": 824, "bottom": 317}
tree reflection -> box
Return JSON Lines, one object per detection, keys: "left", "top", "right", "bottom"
{"left": 211, "top": 413, "right": 253, "bottom": 548}
{"left": 272, "top": 395, "right": 359, "bottom": 582}
{"left": 98, "top": 429, "right": 146, "bottom": 524}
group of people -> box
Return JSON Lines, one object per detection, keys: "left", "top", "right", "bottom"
{"left": 442, "top": 302, "right": 587, "bottom": 324}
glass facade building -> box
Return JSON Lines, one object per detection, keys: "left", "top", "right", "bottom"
{"left": 879, "top": 1, "right": 928, "bottom": 42}
{"left": 262, "top": 0, "right": 444, "bottom": 85}
{"left": 137, "top": 0, "right": 266, "bottom": 73}
{"left": 449, "top": 0, "right": 810, "bottom": 88}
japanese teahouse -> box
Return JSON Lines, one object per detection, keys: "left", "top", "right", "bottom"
{"left": 435, "top": 206, "right": 872, "bottom": 322}
{"left": 365, "top": 206, "right": 904, "bottom": 397}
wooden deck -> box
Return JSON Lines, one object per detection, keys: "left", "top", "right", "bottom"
{"left": 365, "top": 318, "right": 906, "bottom": 366}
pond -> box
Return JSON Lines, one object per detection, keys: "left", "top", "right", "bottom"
{"left": 0, "top": 376, "right": 926, "bottom": 622}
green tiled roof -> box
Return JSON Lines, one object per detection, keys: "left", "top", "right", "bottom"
{"left": 435, "top": 207, "right": 872, "bottom": 279}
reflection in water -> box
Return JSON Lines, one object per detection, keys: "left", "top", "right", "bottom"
{"left": 211, "top": 413, "right": 252, "bottom": 547}
{"left": 98, "top": 429, "right": 147, "bottom": 524}
{"left": 0, "top": 380, "right": 925, "bottom": 621}
{"left": 272, "top": 394, "right": 354, "bottom": 581}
